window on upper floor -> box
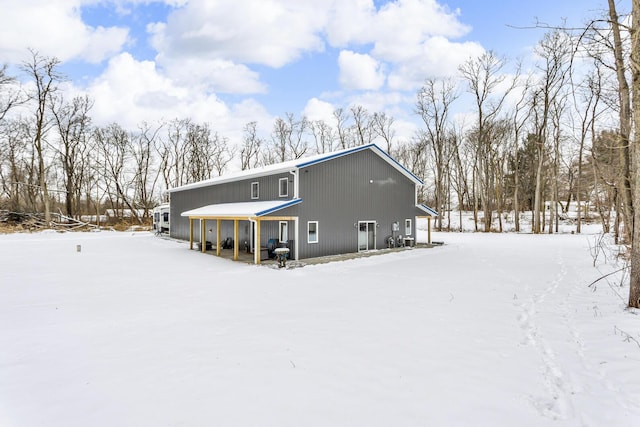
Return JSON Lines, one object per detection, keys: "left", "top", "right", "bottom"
{"left": 251, "top": 182, "right": 259, "bottom": 199}
{"left": 279, "top": 177, "right": 288, "bottom": 197}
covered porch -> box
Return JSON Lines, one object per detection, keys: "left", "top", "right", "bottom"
{"left": 417, "top": 204, "right": 438, "bottom": 245}
{"left": 181, "top": 199, "right": 301, "bottom": 265}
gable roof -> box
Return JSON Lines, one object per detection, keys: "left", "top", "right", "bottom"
{"left": 168, "top": 144, "right": 423, "bottom": 193}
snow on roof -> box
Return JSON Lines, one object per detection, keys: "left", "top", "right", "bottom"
{"left": 168, "top": 144, "right": 422, "bottom": 193}
{"left": 181, "top": 199, "right": 302, "bottom": 218}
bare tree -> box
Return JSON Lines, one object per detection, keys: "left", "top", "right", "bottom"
{"left": 184, "top": 121, "right": 215, "bottom": 183}
{"left": 94, "top": 123, "right": 140, "bottom": 223}
{"left": 211, "top": 133, "right": 235, "bottom": 176}
{"left": 132, "top": 121, "right": 163, "bottom": 218}
{"left": 606, "top": 0, "right": 634, "bottom": 244}
{"left": 50, "top": 94, "right": 93, "bottom": 219}
{"left": 393, "top": 136, "right": 429, "bottom": 202}
{"left": 371, "top": 112, "right": 396, "bottom": 153}
{"left": 350, "top": 105, "right": 373, "bottom": 146}
{"left": 333, "top": 108, "right": 351, "bottom": 149}
{"left": 415, "top": 78, "right": 459, "bottom": 230}
{"left": 459, "top": 51, "right": 514, "bottom": 232}
{"left": 310, "top": 119, "right": 336, "bottom": 154}
{"left": 529, "top": 31, "right": 571, "bottom": 233}
{"left": 0, "top": 64, "right": 26, "bottom": 123}
{"left": 157, "top": 118, "right": 189, "bottom": 189}
{"left": 509, "top": 68, "right": 532, "bottom": 232}
{"left": 549, "top": 92, "right": 570, "bottom": 234}
{"left": 267, "top": 116, "right": 289, "bottom": 164}
{"left": 628, "top": 0, "right": 640, "bottom": 308}
{"left": 21, "top": 49, "right": 64, "bottom": 225}
{"left": 240, "top": 121, "right": 263, "bottom": 170}
{"left": 0, "top": 119, "right": 29, "bottom": 211}
{"left": 449, "top": 122, "right": 471, "bottom": 231}
{"left": 571, "top": 64, "right": 604, "bottom": 235}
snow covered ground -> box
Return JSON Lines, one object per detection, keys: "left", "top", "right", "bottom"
{"left": 0, "top": 227, "right": 638, "bottom": 427}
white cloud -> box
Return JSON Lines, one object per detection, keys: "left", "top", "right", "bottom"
{"left": 345, "top": 91, "right": 410, "bottom": 115}
{"left": 387, "top": 37, "right": 485, "bottom": 90}
{"left": 1, "top": 0, "right": 499, "bottom": 148}
{"left": 87, "top": 53, "right": 228, "bottom": 128}
{"left": 325, "top": 0, "right": 377, "bottom": 47}
{"left": 303, "top": 98, "right": 336, "bottom": 123}
{"left": 325, "top": 0, "right": 469, "bottom": 54}
{"left": 0, "top": 0, "right": 128, "bottom": 64}
{"left": 155, "top": 54, "right": 267, "bottom": 94}
{"left": 338, "top": 50, "right": 386, "bottom": 90}
{"left": 370, "top": 0, "right": 470, "bottom": 62}
{"left": 83, "top": 52, "right": 274, "bottom": 148}
{"left": 326, "top": 0, "right": 482, "bottom": 93}
{"left": 148, "top": 0, "right": 328, "bottom": 68}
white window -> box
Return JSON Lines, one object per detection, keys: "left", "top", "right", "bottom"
{"left": 251, "top": 182, "right": 259, "bottom": 199}
{"left": 308, "top": 221, "right": 318, "bottom": 243}
{"left": 405, "top": 218, "right": 412, "bottom": 236}
{"left": 279, "top": 221, "right": 288, "bottom": 243}
{"left": 279, "top": 177, "right": 288, "bottom": 197}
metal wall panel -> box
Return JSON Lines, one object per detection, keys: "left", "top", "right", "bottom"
{"left": 293, "top": 149, "right": 418, "bottom": 259}
{"left": 169, "top": 172, "right": 294, "bottom": 241}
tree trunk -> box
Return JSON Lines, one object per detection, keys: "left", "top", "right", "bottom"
{"left": 628, "top": 0, "right": 640, "bottom": 308}
{"left": 533, "top": 141, "right": 545, "bottom": 234}
{"left": 608, "top": 0, "right": 634, "bottom": 243}
{"left": 514, "top": 148, "right": 520, "bottom": 232}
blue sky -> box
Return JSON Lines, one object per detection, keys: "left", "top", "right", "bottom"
{"left": 0, "top": 0, "right": 615, "bottom": 144}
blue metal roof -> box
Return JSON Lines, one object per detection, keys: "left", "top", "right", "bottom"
{"left": 171, "top": 143, "right": 423, "bottom": 193}
{"left": 255, "top": 198, "right": 303, "bottom": 216}
{"left": 295, "top": 143, "right": 423, "bottom": 185}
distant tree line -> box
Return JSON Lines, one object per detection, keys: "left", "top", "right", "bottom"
{"left": 0, "top": 54, "right": 400, "bottom": 225}
{"left": 1, "top": 3, "right": 639, "bottom": 307}
{"left": 0, "top": 8, "right": 631, "bottom": 235}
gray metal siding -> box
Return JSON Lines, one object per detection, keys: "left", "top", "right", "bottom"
{"left": 293, "top": 149, "right": 418, "bottom": 259}
{"left": 170, "top": 172, "right": 294, "bottom": 241}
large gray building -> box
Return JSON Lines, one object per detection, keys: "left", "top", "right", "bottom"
{"left": 168, "top": 144, "right": 437, "bottom": 264}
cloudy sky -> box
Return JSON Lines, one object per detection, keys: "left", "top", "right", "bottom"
{"left": 0, "top": 0, "right": 609, "bottom": 144}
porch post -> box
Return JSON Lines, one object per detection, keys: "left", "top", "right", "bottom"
{"left": 201, "top": 219, "right": 207, "bottom": 253}
{"left": 216, "top": 219, "right": 221, "bottom": 256}
{"left": 255, "top": 219, "right": 261, "bottom": 265}
{"left": 233, "top": 219, "right": 239, "bottom": 260}
{"left": 189, "top": 218, "right": 193, "bottom": 250}
{"left": 428, "top": 216, "right": 432, "bottom": 245}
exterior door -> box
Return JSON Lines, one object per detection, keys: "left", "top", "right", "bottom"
{"left": 358, "top": 221, "right": 376, "bottom": 251}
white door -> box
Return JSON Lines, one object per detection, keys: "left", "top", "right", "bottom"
{"left": 358, "top": 221, "right": 376, "bottom": 251}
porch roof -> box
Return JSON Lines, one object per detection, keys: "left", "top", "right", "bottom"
{"left": 417, "top": 204, "right": 439, "bottom": 217}
{"left": 181, "top": 198, "right": 302, "bottom": 219}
